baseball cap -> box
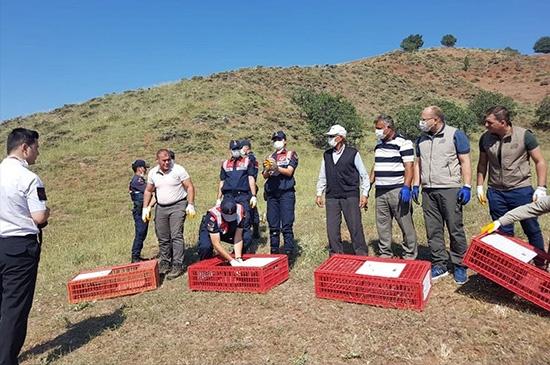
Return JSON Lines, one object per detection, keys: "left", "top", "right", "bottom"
{"left": 229, "top": 140, "right": 241, "bottom": 150}
{"left": 240, "top": 139, "right": 251, "bottom": 148}
{"left": 220, "top": 198, "right": 238, "bottom": 222}
{"left": 271, "top": 131, "right": 287, "bottom": 141}
{"left": 131, "top": 159, "right": 149, "bottom": 170}
{"left": 326, "top": 124, "right": 347, "bottom": 137}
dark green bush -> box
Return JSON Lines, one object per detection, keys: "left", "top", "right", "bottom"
{"left": 441, "top": 34, "right": 457, "bottom": 47}
{"left": 400, "top": 34, "right": 424, "bottom": 52}
{"left": 291, "top": 89, "right": 363, "bottom": 148}
{"left": 395, "top": 99, "right": 478, "bottom": 141}
{"left": 468, "top": 90, "right": 517, "bottom": 123}
{"left": 533, "top": 36, "right": 550, "bottom": 54}
{"left": 534, "top": 96, "right": 550, "bottom": 129}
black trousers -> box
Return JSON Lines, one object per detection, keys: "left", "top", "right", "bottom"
{"left": 0, "top": 235, "right": 41, "bottom": 365}
{"left": 326, "top": 196, "right": 368, "bottom": 256}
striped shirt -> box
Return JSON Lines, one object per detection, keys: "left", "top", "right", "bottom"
{"left": 373, "top": 134, "right": 414, "bottom": 189}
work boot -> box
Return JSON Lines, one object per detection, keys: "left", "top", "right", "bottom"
{"left": 131, "top": 256, "right": 146, "bottom": 263}
{"left": 166, "top": 266, "right": 185, "bottom": 280}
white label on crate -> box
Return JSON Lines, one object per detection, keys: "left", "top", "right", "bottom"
{"left": 73, "top": 270, "right": 112, "bottom": 281}
{"left": 355, "top": 261, "right": 406, "bottom": 278}
{"left": 481, "top": 233, "right": 537, "bottom": 263}
{"left": 239, "top": 257, "right": 278, "bottom": 267}
{"left": 422, "top": 271, "right": 431, "bottom": 300}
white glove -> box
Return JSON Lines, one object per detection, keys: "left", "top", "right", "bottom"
{"left": 215, "top": 199, "right": 222, "bottom": 207}
{"left": 533, "top": 186, "right": 547, "bottom": 202}
{"left": 229, "top": 259, "right": 243, "bottom": 267}
{"left": 185, "top": 204, "right": 196, "bottom": 219}
{"left": 250, "top": 196, "right": 257, "bottom": 208}
{"left": 142, "top": 207, "right": 151, "bottom": 222}
{"left": 477, "top": 186, "right": 487, "bottom": 205}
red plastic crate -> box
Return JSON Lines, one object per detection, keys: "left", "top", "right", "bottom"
{"left": 188, "top": 254, "right": 288, "bottom": 293}
{"left": 314, "top": 254, "right": 432, "bottom": 311}
{"left": 67, "top": 260, "right": 160, "bottom": 304}
{"left": 464, "top": 233, "right": 550, "bottom": 312}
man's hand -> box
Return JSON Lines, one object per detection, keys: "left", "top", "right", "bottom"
{"left": 315, "top": 195, "right": 324, "bottom": 208}
{"left": 185, "top": 204, "right": 196, "bottom": 219}
{"left": 412, "top": 186, "right": 420, "bottom": 205}
{"left": 457, "top": 185, "right": 471, "bottom": 205}
{"left": 142, "top": 206, "right": 151, "bottom": 222}
{"left": 250, "top": 196, "right": 257, "bottom": 208}
{"left": 481, "top": 220, "right": 501, "bottom": 234}
{"left": 229, "top": 259, "right": 243, "bottom": 267}
{"left": 477, "top": 186, "right": 488, "bottom": 205}
{"left": 359, "top": 195, "right": 368, "bottom": 209}
{"left": 533, "top": 186, "right": 547, "bottom": 202}
{"left": 399, "top": 186, "right": 411, "bottom": 204}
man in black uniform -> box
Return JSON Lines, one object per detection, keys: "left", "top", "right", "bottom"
{"left": 129, "top": 159, "right": 151, "bottom": 263}
{"left": 0, "top": 128, "right": 50, "bottom": 365}
{"left": 197, "top": 198, "right": 246, "bottom": 266}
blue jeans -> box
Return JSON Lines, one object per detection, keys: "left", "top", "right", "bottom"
{"left": 131, "top": 201, "right": 149, "bottom": 259}
{"left": 266, "top": 190, "right": 296, "bottom": 254}
{"left": 487, "top": 186, "right": 544, "bottom": 251}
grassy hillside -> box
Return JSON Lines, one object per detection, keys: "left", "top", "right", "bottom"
{"left": 1, "top": 48, "right": 550, "bottom": 365}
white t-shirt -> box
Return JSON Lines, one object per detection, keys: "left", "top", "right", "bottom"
{"left": 0, "top": 156, "right": 47, "bottom": 237}
{"left": 147, "top": 163, "right": 190, "bottom": 205}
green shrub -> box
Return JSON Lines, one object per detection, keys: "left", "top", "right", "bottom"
{"left": 400, "top": 34, "right": 424, "bottom": 52}
{"left": 291, "top": 89, "right": 363, "bottom": 148}
{"left": 468, "top": 90, "right": 517, "bottom": 123}
{"left": 441, "top": 34, "right": 457, "bottom": 47}
{"left": 395, "top": 99, "right": 478, "bottom": 141}
{"left": 533, "top": 36, "right": 550, "bottom": 54}
{"left": 534, "top": 96, "right": 550, "bottom": 129}
{"left": 503, "top": 47, "right": 520, "bottom": 55}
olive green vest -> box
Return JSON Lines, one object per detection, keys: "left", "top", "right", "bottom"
{"left": 480, "top": 126, "right": 531, "bottom": 191}
{"left": 417, "top": 124, "right": 462, "bottom": 188}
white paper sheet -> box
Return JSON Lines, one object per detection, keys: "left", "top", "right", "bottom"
{"left": 73, "top": 269, "right": 112, "bottom": 281}
{"left": 355, "top": 261, "right": 406, "bottom": 278}
{"left": 422, "top": 271, "right": 431, "bottom": 300}
{"left": 481, "top": 233, "right": 537, "bottom": 263}
{"left": 239, "top": 257, "right": 278, "bottom": 267}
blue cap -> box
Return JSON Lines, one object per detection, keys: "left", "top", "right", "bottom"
{"left": 220, "top": 198, "right": 238, "bottom": 221}
{"left": 271, "top": 131, "right": 286, "bottom": 141}
{"left": 131, "top": 159, "right": 149, "bottom": 171}
{"left": 229, "top": 140, "right": 241, "bottom": 150}
{"left": 240, "top": 139, "right": 251, "bottom": 148}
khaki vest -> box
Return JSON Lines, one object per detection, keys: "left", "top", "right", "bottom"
{"left": 480, "top": 126, "right": 531, "bottom": 191}
{"left": 417, "top": 124, "right": 463, "bottom": 188}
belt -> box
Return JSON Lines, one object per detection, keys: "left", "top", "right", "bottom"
{"left": 156, "top": 198, "right": 187, "bottom": 208}
{"left": 0, "top": 233, "right": 39, "bottom": 241}
{"left": 224, "top": 191, "right": 250, "bottom": 196}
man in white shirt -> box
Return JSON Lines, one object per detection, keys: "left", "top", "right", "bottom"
{"left": 0, "top": 128, "right": 49, "bottom": 365}
{"left": 316, "top": 124, "right": 370, "bottom": 256}
{"left": 143, "top": 149, "right": 195, "bottom": 280}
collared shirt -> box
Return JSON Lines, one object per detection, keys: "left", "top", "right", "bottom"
{"left": 220, "top": 156, "right": 255, "bottom": 193}
{"left": 147, "top": 163, "right": 190, "bottom": 205}
{"left": 316, "top": 144, "right": 370, "bottom": 196}
{"left": 0, "top": 156, "right": 47, "bottom": 237}
{"left": 374, "top": 134, "right": 414, "bottom": 189}
{"left": 129, "top": 174, "right": 147, "bottom": 202}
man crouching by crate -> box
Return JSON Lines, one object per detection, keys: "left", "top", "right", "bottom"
{"left": 197, "top": 198, "right": 245, "bottom": 267}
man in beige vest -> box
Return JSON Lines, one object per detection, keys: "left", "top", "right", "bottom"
{"left": 412, "top": 106, "right": 472, "bottom": 284}
{"left": 476, "top": 106, "right": 547, "bottom": 267}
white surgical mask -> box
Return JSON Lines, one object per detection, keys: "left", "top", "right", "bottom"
{"left": 273, "top": 140, "right": 285, "bottom": 151}
{"left": 231, "top": 150, "right": 241, "bottom": 158}
{"left": 375, "top": 128, "right": 385, "bottom": 140}
{"left": 328, "top": 137, "right": 338, "bottom": 147}
{"left": 418, "top": 120, "right": 431, "bottom": 132}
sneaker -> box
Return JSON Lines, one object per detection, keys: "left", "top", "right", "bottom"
{"left": 159, "top": 262, "right": 171, "bottom": 275}
{"left": 166, "top": 266, "right": 184, "bottom": 280}
{"left": 453, "top": 266, "right": 468, "bottom": 285}
{"left": 431, "top": 266, "right": 449, "bottom": 281}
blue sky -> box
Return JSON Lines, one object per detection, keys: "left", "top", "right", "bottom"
{"left": 1, "top": 0, "right": 548, "bottom": 121}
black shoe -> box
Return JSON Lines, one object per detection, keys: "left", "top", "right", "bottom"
{"left": 252, "top": 224, "right": 260, "bottom": 239}
{"left": 131, "top": 256, "right": 146, "bottom": 263}
{"left": 159, "top": 262, "right": 171, "bottom": 275}
{"left": 166, "top": 266, "right": 184, "bottom": 280}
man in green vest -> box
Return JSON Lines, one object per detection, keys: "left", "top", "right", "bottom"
{"left": 412, "top": 106, "right": 472, "bottom": 284}
{"left": 476, "top": 106, "right": 547, "bottom": 267}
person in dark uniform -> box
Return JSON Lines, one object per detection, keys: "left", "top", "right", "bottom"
{"left": 0, "top": 128, "right": 50, "bottom": 365}
{"left": 262, "top": 131, "right": 299, "bottom": 257}
{"left": 240, "top": 139, "right": 261, "bottom": 239}
{"left": 129, "top": 159, "right": 153, "bottom": 263}
{"left": 197, "top": 198, "right": 245, "bottom": 265}
{"left": 216, "top": 140, "right": 257, "bottom": 253}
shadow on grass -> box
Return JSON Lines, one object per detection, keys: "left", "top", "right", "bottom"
{"left": 456, "top": 274, "right": 549, "bottom": 316}
{"left": 19, "top": 307, "right": 126, "bottom": 364}
{"left": 367, "top": 239, "right": 431, "bottom": 261}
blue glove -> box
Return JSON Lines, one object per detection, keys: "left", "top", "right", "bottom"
{"left": 412, "top": 185, "right": 420, "bottom": 205}
{"left": 399, "top": 186, "right": 411, "bottom": 203}
{"left": 457, "top": 185, "right": 471, "bottom": 205}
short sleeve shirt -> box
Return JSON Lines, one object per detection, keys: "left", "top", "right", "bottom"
{"left": 479, "top": 130, "right": 539, "bottom": 153}
{"left": 147, "top": 163, "right": 190, "bottom": 205}
{"left": 0, "top": 157, "right": 47, "bottom": 237}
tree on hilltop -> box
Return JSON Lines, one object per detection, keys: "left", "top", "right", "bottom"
{"left": 400, "top": 34, "right": 423, "bottom": 52}
{"left": 533, "top": 36, "right": 550, "bottom": 54}
{"left": 441, "top": 34, "right": 457, "bottom": 47}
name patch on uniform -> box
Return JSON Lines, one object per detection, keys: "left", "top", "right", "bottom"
{"left": 37, "top": 187, "right": 47, "bottom": 201}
